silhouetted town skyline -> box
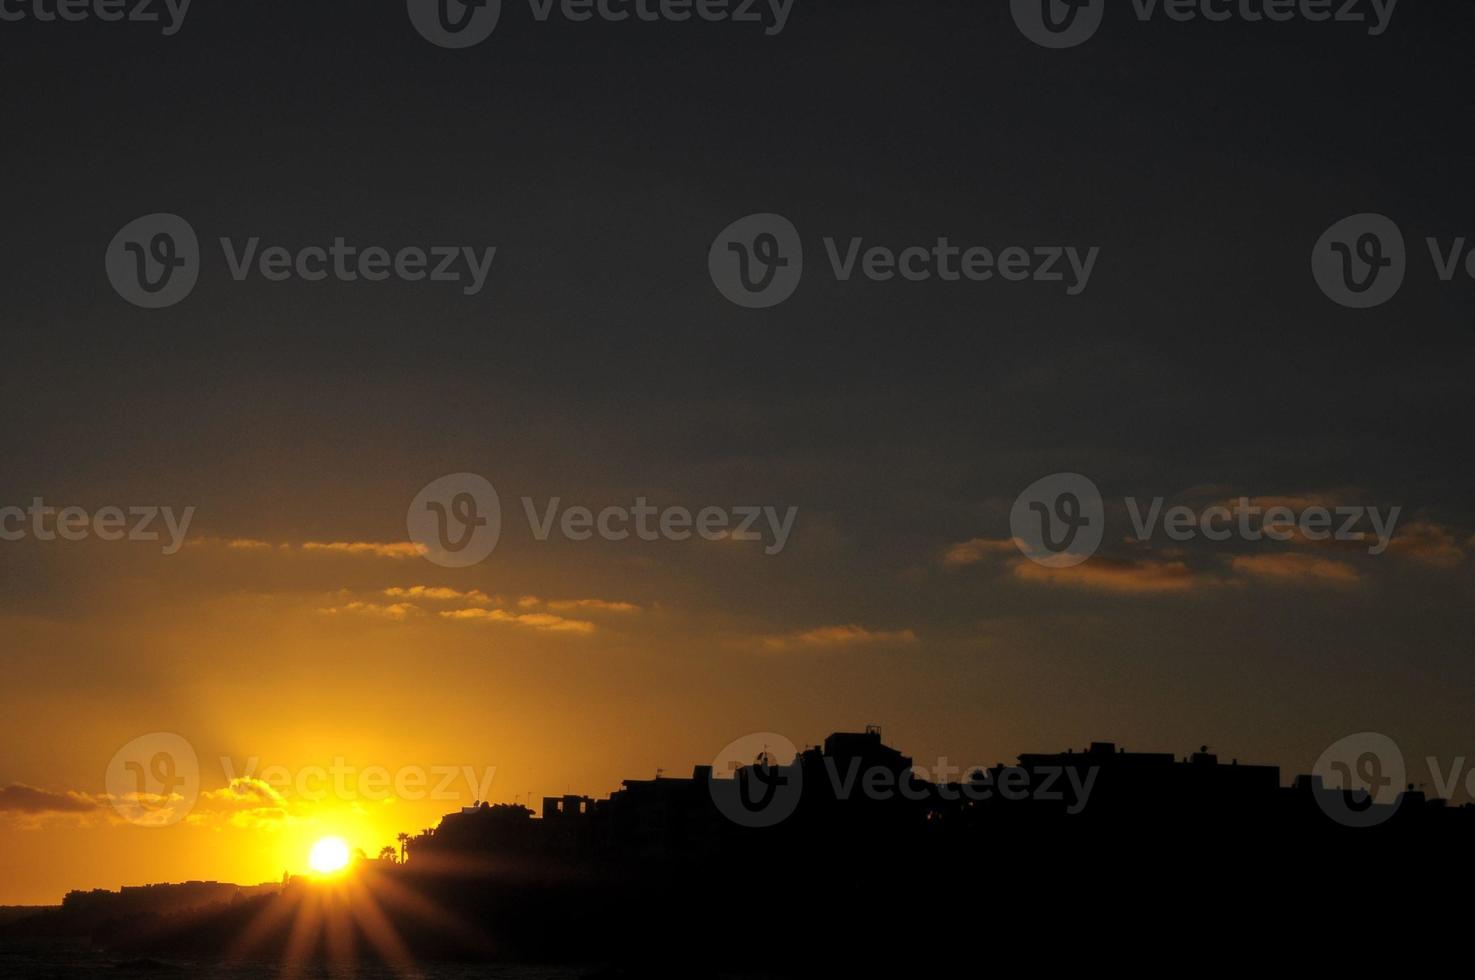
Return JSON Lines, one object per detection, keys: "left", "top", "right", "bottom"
{"left": 10, "top": 724, "right": 1465, "bottom": 972}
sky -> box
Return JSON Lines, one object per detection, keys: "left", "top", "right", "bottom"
{"left": 2, "top": 1, "right": 1474, "bottom": 904}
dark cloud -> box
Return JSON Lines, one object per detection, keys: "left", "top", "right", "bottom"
{"left": 0, "top": 784, "right": 98, "bottom": 815}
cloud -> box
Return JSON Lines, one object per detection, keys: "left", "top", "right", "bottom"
{"left": 201, "top": 778, "right": 287, "bottom": 807}
{"left": 513, "top": 596, "right": 642, "bottom": 613}
{"left": 1229, "top": 553, "right": 1361, "bottom": 585}
{"left": 300, "top": 541, "right": 425, "bottom": 559}
{"left": 317, "top": 591, "right": 629, "bottom": 633}
{"left": 318, "top": 601, "right": 422, "bottom": 621}
{"left": 192, "top": 778, "right": 293, "bottom": 829}
{"left": 439, "top": 608, "right": 596, "bottom": 634}
{"left": 1386, "top": 521, "right": 1466, "bottom": 568}
{"left": 0, "top": 783, "right": 99, "bottom": 815}
{"left": 1219, "top": 494, "right": 1343, "bottom": 513}
{"left": 941, "top": 537, "right": 1018, "bottom": 567}
{"left": 543, "top": 598, "right": 641, "bottom": 613}
{"left": 193, "top": 537, "right": 426, "bottom": 559}
{"left": 1012, "top": 557, "right": 1201, "bottom": 594}
{"left": 761, "top": 625, "right": 918, "bottom": 651}
{"left": 383, "top": 586, "right": 494, "bottom": 605}
{"left": 943, "top": 534, "right": 1206, "bottom": 595}
{"left": 223, "top": 538, "right": 279, "bottom": 551}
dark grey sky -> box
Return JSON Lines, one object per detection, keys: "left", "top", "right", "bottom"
{"left": 2, "top": 3, "right": 1474, "bottom": 902}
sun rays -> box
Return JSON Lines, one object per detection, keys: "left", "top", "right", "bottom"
{"left": 222, "top": 859, "right": 489, "bottom": 977}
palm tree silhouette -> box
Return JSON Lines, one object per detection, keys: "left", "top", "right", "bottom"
{"left": 396, "top": 831, "right": 410, "bottom": 864}
{"left": 378, "top": 846, "right": 397, "bottom": 863}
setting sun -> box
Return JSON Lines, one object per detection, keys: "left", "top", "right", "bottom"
{"left": 308, "top": 836, "right": 351, "bottom": 875}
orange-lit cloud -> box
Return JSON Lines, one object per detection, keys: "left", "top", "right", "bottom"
{"left": 1385, "top": 521, "right": 1466, "bottom": 568}
{"left": 1011, "top": 557, "right": 1201, "bottom": 594}
{"left": 543, "top": 598, "right": 641, "bottom": 613}
{"left": 318, "top": 591, "right": 631, "bottom": 633}
{"left": 300, "top": 541, "right": 425, "bottom": 559}
{"left": 438, "top": 608, "right": 596, "bottom": 634}
{"left": 202, "top": 778, "right": 288, "bottom": 808}
{"left": 942, "top": 537, "right": 1019, "bottom": 567}
{"left": 761, "top": 625, "right": 918, "bottom": 651}
{"left": 191, "top": 778, "right": 294, "bottom": 830}
{"left": 1217, "top": 494, "right": 1343, "bottom": 512}
{"left": 1229, "top": 553, "right": 1361, "bottom": 585}
{"left": 382, "top": 586, "right": 495, "bottom": 605}
{"left": 943, "top": 535, "right": 1204, "bottom": 594}
{"left": 318, "top": 602, "right": 422, "bottom": 621}
{"left": 192, "top": 537, "right": 426, "bottom": 559}
{"left": 223, "top": 538, "right": 280, "bottom": 551}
